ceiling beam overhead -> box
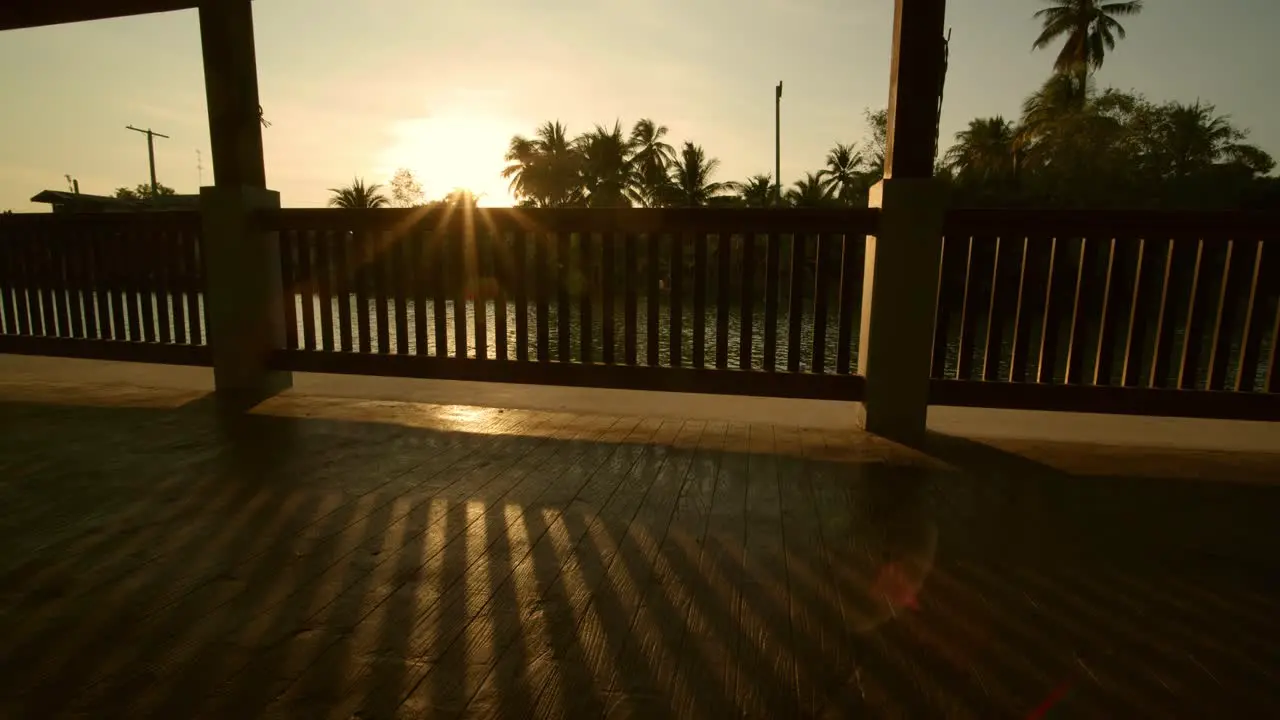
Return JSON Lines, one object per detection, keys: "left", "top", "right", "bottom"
{"left": 0, "top": 1, "right": 201, "bottom": 32}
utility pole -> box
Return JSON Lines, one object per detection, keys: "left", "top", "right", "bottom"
{"left": 126, "top": 125, "right": 170, "bottom": 196}
{"left": 775, "top": 81, "right": 783, "bottom": 207}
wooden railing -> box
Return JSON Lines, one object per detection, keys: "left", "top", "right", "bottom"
{"left": 0, "top": 212, "right": 211, "bottom": 365}
{"left": 260, "top": 207, "right": 878, "bottom": 400}
{"left": 931, "top": 209, "right": 1279, "bottom": 419}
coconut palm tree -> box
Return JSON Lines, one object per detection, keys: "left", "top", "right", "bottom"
{"left": 1032, "top": 0, "right": 1144, "bottom": 81}
{"left": 667, "top": 142, "right": 733, "bottom": 207}
{"left": 785, "top": 172, "right": 835, "bottom": 208}
{"left": 501, "top": 121, "right": 581, "bottom": 207}
{"left": 821, "top": 143, "right": 865, "bottom": 205}
{"left": 629, "top": 118, "right": 676, "bottom": 207}
{"left": 576, "top": 121, "right": 635, "bottom": 208}
{"left": 737, "top": 175, "right": 777, "bottom": 208}
{"left": 945, "top": 117, "right": 1019, "bottom": 183}
{"left": 327, "top": 178, "right": 388, "bottom": 209}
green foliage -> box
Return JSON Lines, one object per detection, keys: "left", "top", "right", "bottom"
{"left": 114, "top": 183, "right": 176, "bottom": 200}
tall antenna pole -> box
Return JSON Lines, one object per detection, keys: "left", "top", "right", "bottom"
{"left": 775, "top": 81, "right": 783, "bottom": 207}
{"left": 196, "top": 149, "right": 204, "bottom": 187}
{"left": 126, "top": 125, "right": 170, "bottom": 195}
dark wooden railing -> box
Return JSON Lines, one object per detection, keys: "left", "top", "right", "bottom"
{"left": 931, "top": 209, "right": 1279, "bottom": 419}
{"left": 260, "top": 207, "right": 877, "bottom": 400}
{"left": 0, "top": 212, "right": 211, "bottom": 365}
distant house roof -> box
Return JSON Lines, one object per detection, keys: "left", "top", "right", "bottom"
{"left": 30, "top": 190, "right": 200, "bottom": 213}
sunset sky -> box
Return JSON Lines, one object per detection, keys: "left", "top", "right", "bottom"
{"left": 1, "top": 0, "right": 1276, "bottom": 211}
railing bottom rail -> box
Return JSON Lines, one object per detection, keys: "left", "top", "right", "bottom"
{"left": 930, "top": 379, "right": 1278, "bottom": 422}
{"left": 0, "top": 336, "right": 213, "bottom": 366}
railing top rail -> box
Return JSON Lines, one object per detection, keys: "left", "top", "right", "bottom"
{"left": 0, "top": 210, "right": 202, "bottom": 232}
{"left": 260, "top": 206, "right": 882, "bottom": 235}
{"left": 944, "top": 208, "right": 1280, "bottom": 238}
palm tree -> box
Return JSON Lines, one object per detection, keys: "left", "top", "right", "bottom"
{"left": 1156, "top": 102, "right": 1273, "bottom": 180}
{"left": 667, "top": 142, "right": 733, "bottom": 207}
{"left": 737, "top": 175, "right": 777, "bottom": 208}
{"left": 945, "top": 117, "right": 1018, "bottom": 183}
{"left": 327, "top": 178, "right": 388, "bottom": 209}
{"left": 576, "top": 121, "right": 635, "bottom": 207}
{"left": 629, "top": 119, "right": 676, "bottom": 207}
{"left": 785, "top": 172, "right": 835, "bottom": 208}
{"left": 1032, "top": 1, "right": 1144, "bottom": 81}
{"left": 821, "top": 143, "right": 865, "bottom": 204}
{"left": 501, "top": 121, "right": 580, "bottom": 207}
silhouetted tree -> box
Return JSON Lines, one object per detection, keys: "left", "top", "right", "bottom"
{"left": 388, "top": 168, "right": 424, "bottom": 208}
{"left": 327, "top": 178, "right": 388, "bottom": 209}
{"left": 1032, "top": 0, "right": 1144, "bottom": 83}
{"left": 115, "top": 183, "right": 176, "bottom": 200}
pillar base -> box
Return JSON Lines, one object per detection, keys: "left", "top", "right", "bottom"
{"left": 200, "top": 185, "right": 292, "bottom": 406}
{"left": 857, "top": 177, "right": 947, "bottom": 442}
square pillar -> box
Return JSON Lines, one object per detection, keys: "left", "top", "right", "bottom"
{"left": 857, "top": 178, "right": 945, "bottom": 440}
{"left": 201, "top": 185, "right": 291, "bottom": 406}
{"left": 199, "top": 0, "right": 267, "bottom": 189}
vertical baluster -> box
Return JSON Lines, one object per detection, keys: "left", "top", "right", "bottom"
{"left": 297, "top": 231, "right": 316, "bottom": 351}
{"left": 473, "top": 228, "right": 489, "bottom": 360}
{"left": 810, "top": 234, "right": 831, "bottom": 374}
{"left": 692, "top": 231, "right": 707, "bottom": 369}
{"left": 786, "top": 233, "right": 805, "bottom": 372}
{"left": 30, "top": 229, "right": 52, "bottom": 336}
{"left": 554, "top": 232, "right": 570, "bottom": 362}
{"left": 738, "top": 233, "right": 756, "bottom": 371}
{"left": 0, "top": 228, "right": 16, "bottom": 335}
{"left": 1006, "top": 236, "right": 1038, "bottom": 383}
{"left": 48, "top": 227, "right": 69, "bottom": 337}
{"left": 1119, "top": 238, "right": 1151, "bottom": 387}
{"left": 1263, "top": 292, "right": 1279, "bottom": 394}
{"left": 126, "top": 229, "right": 146, "bottom": 342}
{"left": 85, "top": 229, "right": 106, "bottom": 341}
{"left": 395, "top": 232, "right": 410, "bottom": 355}
{"left": 646, "top": 233, "right": 660, "bottom": 366}
{"left": 762, "top": 232, "right": 781, "bottom": 371}
{"left": 168, "top": 231, "right": 187, "bottom": 344}
{"left": 1208, "top": 238, "right": 1249, "bottom": 389}
{"left": 373, "top": 231, "right": 390, "bottom": 354}
{"left": 63, "top": 227, "right": 85, "bottom": 338}
{"left": 1034, "top": 237, "right": 1063, "bottom": 384}
{"left": 835, "top": 234, "right": 861, "bottom": 375}
{"left": 535, "top": 232, "right": 550, "bottom": 362}
{"left": 137, "top": 228, "right": 157, "bottom": 342}
{"left": 1176, "top": 238, "right": 1212, "bottom": 389}
{"left": 186, "top": 231, "right": 205, "bottom": 345}
{"left": 930, "top": 236, "right": 959, "bottom": 378}
{"left": 316, "top": 230, "right": 335, "bottom": 352}
{"left": 980, "top": 237, "right": 1007, "bottom": 382}
{"left": 1233, "top": 242, "right": 1271, "bottom": 392}
{"left": 154, "top": 229, "right": 172, "bottom": 343}
{"left": 1146, "top": 238, "right": 1179, "bottom": 388}
{"left": 954, "top": 237, "right": 980, "bottom": 380}
{"left": 356, "top": 231, "right": 373, "bottom": 353}
{"left": 109, "top": 230, "right": 130, "bottom": 340}
{"left": 513, "top": 231, "right": 529, "bottom": 362}
{"left": 1061, "top": 237, "right": 1092, "bottom": 385}
{"left": 452, "top": 230, "right": 469, "bottom": 359}
{"left": 336, "top": 230, "right": 354, "bottom": 352}
{"left": 601, "top": 232, "right": 615, "bottom": 364}
{"left": 12, "top": 231, "right": 33, "bottom": 336}
{"left": 669, "top": 232, "right": 683, "bottom": 367}
{"left": 624, "top": 233, "right": 638, "bottom": 365}
{"left": 411, "top": 229, "right": 427, "bottom": 356}
{"left": 432, "top": 229, "right": 448, "bottom": 357}
{"left": 1091, "top": 238, "right": 1122, "bottom": 386}
{"left": 714, "top": 233, "right": 730, "bottom": 369}
{"left": 493, "top": 231, "right": 509, "bottom": 361}
{"left": 579, "top": 232, "right": 594, "bottom": 364}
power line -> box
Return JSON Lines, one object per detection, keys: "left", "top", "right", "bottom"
{"left": 125, "top": 125, "right": 170, "bottom": 195}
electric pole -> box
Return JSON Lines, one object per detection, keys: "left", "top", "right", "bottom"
{"left": 775, "top": 81, "right": 783, "bottom": 207}
{"left": 126, "top": 125, "right": 170, "bottom": 196}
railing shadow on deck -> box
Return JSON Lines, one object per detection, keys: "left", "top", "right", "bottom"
{"left": 2, "top": 391, "right": 1278, "bottom": 717}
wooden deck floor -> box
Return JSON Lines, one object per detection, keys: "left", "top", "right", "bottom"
{"left": 1, "top": 380, "right": 1278, "bottom": 718}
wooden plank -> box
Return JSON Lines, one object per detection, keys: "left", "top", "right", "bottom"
{"left": 953, "top": 236, "right": 980, "bottom": 380}
{"left": 557, "top": 233, "right": 571, "bottom": 362}
{"left": 928, "top": 378, "right": 1279, "bottom": 421}
{"left": 1146, "top": 237, "right": 1180, "bottom": 388}
{"left": 930, "top": 236, "right": 964, "bottom": 379}
{"left": 1061, "top": 237, "right": 1093, "bottom": 385}
{"left": 493, "top": 232, "right": 509, "bottom": 361}
{"left": 394, "top": 233, "right": 410, "bottom": 355}
{"left": 669, "top": 233, "right": 683, "bottom": 367}
{"left": 513, "top": 231, "right": 529, "bottom": 362}
{"left": 1005, "top": 236, "right": 1032, "bottom": 382}
{"left": 317, "top": 231, "right": 336, "bottom": 352}
{"left": 452, "top": 231, "right": 468, "bottom": 360}
{"left": 299, "top": 232, "right": 317, "bottom": 352}
{"left": 411, "top": 229, "right": 427, "bottom": 356}
{"left": 692, "top": 231, "right": 707, "bottom": 369}
{"left": 1033, "top": 236, "right": 1062, "bottom": 384}
{"left": 601, "top": 232, "right": 616, "bottom": 364}
{"left": 762, "top": 233, "right": 781, "bottom": 371}
{"left": 1119, "top": 238, "right": 1153, "bottom": 387}
{"left": 357, "top": 231, "right": 374, "bottom": 354}
{"left": 279, "top": 230, "right": 298, "bottom": 349}
{"left": 153, "top": 228, "right": 172, "bottom": 343}
{"left": 432, "top": 230, "right": 448, "bottom": 358}
{"left": 579, "top": 232, "right": 594, "bottom": 363}
{"left": 1091, "top": 238, "right": 1122, "bottom": 386}
{"left": 1205, "top": 240, "right": 1249, "bottom": 391}
{"left": 54, "top": 228, "right": 77, "bottom": 338}
{"left": 535, "top": 232, "right": 550, "bottom": 362}
{"left": 647, "top": 233, "right": 660, "bottom": 366}
{"left": 1176, "top": 238, "right": 1211, "bottom": 390}
{"left": 834, "top": 235, "right": 860, "bottom": 375}
{"left": 28, "top": 229, "right": 52, "bottom": 336}
{"left": 0, "top": 230, "right": 19, "bottom": 335}
{"left": 810, "top": 234, "right": 831, "bottom": 374}
{"left": 738, "top": 234, "right": 755, "bottom": 371}
{"left": 274, "top": 349, "right": 867, "bottom": 401}
{"left": 335, "top": 230, "right": 354, "bottom": 353}
{"left": 185, "top": 232, "right": 204, "bottom": 345}
{"left": 0, "top": 336, "right": 213, "bottom": 365}
{"left": 715, "top": 233, "right": 730, "bottom": 369}
{"left": 624, "top": 233, "right": 638, "bottom": 365}
{"left": 108, "top": 230, "right": 130, "bottom": 341}
{"left": 472, "top": 230, "right": 488, "bottom": 361}
{"left": 375, "top": 232, "right": 392, "bottom": 354}
{"left": 137, "top": 227, "right": 157, "bottom": 343}
{"left": 124, "top": 230, "right": 145, "bottom": 342}
{"left": 85, "top": 228, "right": 107, "bottom": 341}
{"left": 1232, "top": 241, "right": 1268, "bottom": 392}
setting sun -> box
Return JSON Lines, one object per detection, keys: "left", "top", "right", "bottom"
{"left": 378, "top": 111, "right": 520, "bottom": 207}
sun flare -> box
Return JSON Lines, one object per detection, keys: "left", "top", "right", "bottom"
{"left": 379, "top": 112, "right": 520, "bottom": 207}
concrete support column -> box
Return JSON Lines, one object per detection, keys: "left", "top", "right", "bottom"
{"left": 201, "top": 185, "right": 291, "bottom": 405}
{"left": 199, "top": 0, "right": 267, "bottom": 189}
{"left": 857, "top": 179, "right": 945, "bottom": 439}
